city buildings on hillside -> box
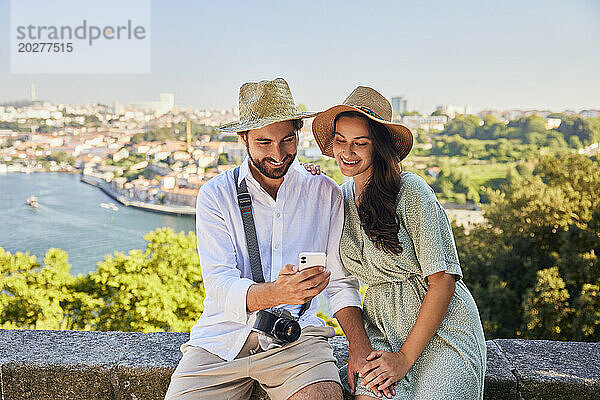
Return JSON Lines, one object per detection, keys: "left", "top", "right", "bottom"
{"left": 2, "top": 93, "right": 599, "bottom": 216}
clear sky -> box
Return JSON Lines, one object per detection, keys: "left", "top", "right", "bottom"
{"left": 1, "top": 0, "right": 599, "bottom": 113}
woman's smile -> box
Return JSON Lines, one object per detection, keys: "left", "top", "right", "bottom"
{"left": 340, "top": 155, "right": 360, "bottom": 166}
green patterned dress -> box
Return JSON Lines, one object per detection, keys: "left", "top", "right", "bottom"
{"left": 339, "top": 172, "right": 486, "bottom": 399}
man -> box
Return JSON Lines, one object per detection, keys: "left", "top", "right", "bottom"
{"left": 165, "top": 78, "right": 369, "bottom": 400}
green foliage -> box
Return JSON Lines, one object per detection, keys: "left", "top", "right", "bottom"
{"left": 106, "top": 153, "right": 146, "bottom": 168}
{"left": 401, "top": 111, "right": 421, "bottom": 116}
{"left": 414, "top": 113, "right": 596, "bottom": 204}
{"left": 131, "top": 123, "right": 217, "bottom": 144}
{"left": 443, "top": 115, "right": 481, "bottom": 138}
{"left": 431, "top": 135, "right": 549, "bottom": 161}
{"left": 523, "top": 267, "right": 572, "bottom": 340}
{"left": 0, "top": 228, "right": 204, "bottom": 332}
{"left": 317, "top": 311, "right": 343, "bottom": 336}
{"left": 217, "top": 153, "right": 229, "bottom": 165}
{"left": 0, "top": 248, "right": 94, "bottom": 330}
{"left": 318, "top": 285, "right": 367, "bottom": 336}
{"left": 572, "top": 284, "right": 600, "bottom": 340}
{"left": 44, "top": 151, "right": 75, "bottom": 165}
{"left": 439, "top": 114, "right": 600, "bottom": 149}
{"left": 220, "top": 135, "right": 239, "bottom": 143}
{"left": 79, "top": 228, "right": 204, "bottom": 332}
{"left": 555, "top": 115, "right": 600, "bottom": 146}
{"left": 430, "top": 166, "right": 481, "bottom": 203}
{"left": 456, "top": 154, "right": 600, "bottom": 340}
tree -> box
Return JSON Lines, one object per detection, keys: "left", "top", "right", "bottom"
{"left": 442, "top": 115, "right": 481, "bottom": 138}
{"left": 556, "top": 116, "right": 600, "bottom": 146}
{"left": 0, "top": 248, "right": 94, "bottom": 330}
{"left": 522, "top": 267, "right": 571, "bottom": 340}
{"left": 569, "top": 135, "right": 583, "bottom": 149}
{"left": 78, "top": 228, "right": 205, "bottom": 332}
{"left": 572, "top": 284, "right": 600, "bottom": 341}
{"left": 217, "top": 153, "right": 229, "bottom": 165}
{"left": 401, "top": 111, "right": 421, "bottom": 116}
{"left": 475, "top": 115, "right": 507, "bottom": 140}
{"left": 455, "top": 154, "right": 600, "bottom": 340}
{"left": 0, "top": 229, "right": 206, "bottom": 333}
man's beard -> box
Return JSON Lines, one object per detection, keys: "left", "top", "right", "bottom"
{"left": 246, "top": 146, "right": 296, "bottom": 179}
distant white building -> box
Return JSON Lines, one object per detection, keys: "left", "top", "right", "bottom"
{"left": 402, "top": 115, "right": 448, "bottom": 132}
{"left": 581, "top": 110, "right": 600, "bottom": 118}
{"left": 130, "top": 93, "right": 175, "bottom": 116}
{"left": 436, "top": 105, "right": 473, "bottom": 118}
{"left": 579, "top": 142, "right": 599, "bottom": 157}
{"left": 112, "top": 147, "right": 130, "bottom": 162}
{"left": 30, "top": 83, "right": 37, "bottom": 102}
{"left": 545, "top": 118, "right": 562, "bottom": 130}
{"left": 443, "top": 203, "right": 485, "bottom": 233}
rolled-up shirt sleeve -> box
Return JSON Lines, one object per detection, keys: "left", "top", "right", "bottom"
{"left": 196, "top": 186, "right": 254, "bottom": 325}
{"left": 324, "top": 188, "right": 363, "bottom": 317}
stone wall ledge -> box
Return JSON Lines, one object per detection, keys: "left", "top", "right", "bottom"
{"left": 0, "top": 329, "right": 598, "bottom": 400}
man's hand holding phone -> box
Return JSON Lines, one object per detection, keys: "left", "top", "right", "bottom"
{"left": 273, "top": 252, "right": 329, "bottom": 305}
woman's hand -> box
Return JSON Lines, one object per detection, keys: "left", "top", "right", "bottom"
{"left": 359, "top": 350, "right": 413, "bottom": 394}
{"left": 349, "top": 344, "right": 396, "bottom": 398}
{"left": 300, "top": 162, "right": 325, "bottom": 175}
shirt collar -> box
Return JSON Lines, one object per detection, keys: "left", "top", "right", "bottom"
{"left": 236, "top": 156, "right": 306, "bottom": 188}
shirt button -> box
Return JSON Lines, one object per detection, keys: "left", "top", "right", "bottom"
{"left": 275, "top": 212, "right": 281, "bottom": 218}
{"left": 274, "top": 243, "right": 280, "bottom": 249}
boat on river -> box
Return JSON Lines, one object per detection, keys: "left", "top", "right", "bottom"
{"left": 26, "top": 196, "right": 39, "bottom": 208}
{"left": 100, "top": 202, "right": 119, "bottom": 211}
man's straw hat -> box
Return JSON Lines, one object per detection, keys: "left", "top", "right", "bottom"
{"left": 217, "top": 78, "right": 317, "bottom": 133}
{"left": 312, "top": 86, "right": 413, "bottom": 160}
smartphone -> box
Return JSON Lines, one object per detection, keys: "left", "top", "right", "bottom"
{"left": 298, "top": 252, "right": 327, "bottom": 271}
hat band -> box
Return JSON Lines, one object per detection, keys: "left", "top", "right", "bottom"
{"left": 349, "top": 104, "right": 384, "bottom": 120}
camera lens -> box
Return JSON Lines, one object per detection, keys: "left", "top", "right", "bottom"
{"left": 273, "top": 318, "right": 301, "bottom": 343}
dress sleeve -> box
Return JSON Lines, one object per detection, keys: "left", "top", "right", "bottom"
{"left": 398, "top": 174, "right": 463, "bottom": 282}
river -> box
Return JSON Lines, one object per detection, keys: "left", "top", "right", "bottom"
{"left": 0, "top": 172, "right": 195, "bottom": 275}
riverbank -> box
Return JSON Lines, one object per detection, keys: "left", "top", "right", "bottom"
{"left": 0, "top": 163, "right": 79, "bottom": 174}
{"left": 80, "top": 174, "right": 195, "bottom": 216}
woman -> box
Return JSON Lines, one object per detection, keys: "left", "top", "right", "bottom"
{"left": 311, "top": 86, "right": 486, "bottom": 399}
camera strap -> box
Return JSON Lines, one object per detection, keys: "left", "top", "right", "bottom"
{"left": 234, "top": 166, "right": 310, "bottom": 318}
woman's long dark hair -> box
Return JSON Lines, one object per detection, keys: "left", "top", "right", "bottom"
{"left": 334, "top": 111, "right": 403, "bottom": 254}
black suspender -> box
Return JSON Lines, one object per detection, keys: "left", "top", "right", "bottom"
{"left": 234, "top": 166, "right": 265, "bottom": 283}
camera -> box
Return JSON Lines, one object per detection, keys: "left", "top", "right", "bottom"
{"left": 253, "top": 308, "right": 301, "bottom": 343}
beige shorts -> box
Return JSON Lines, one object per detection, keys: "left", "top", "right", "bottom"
{"left": 164, "top": 326, "right": 341, "bottom": 400}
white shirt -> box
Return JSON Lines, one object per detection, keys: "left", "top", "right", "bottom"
{"left": 187, "top": 157, "right": 362, "bottom": 361}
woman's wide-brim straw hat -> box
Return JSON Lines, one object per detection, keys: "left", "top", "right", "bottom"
{"left": 312, "top": 86, "right": 413, "bottom": 161}
{"left": 217, "top": 78, "right": 317, "bottom": 133}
